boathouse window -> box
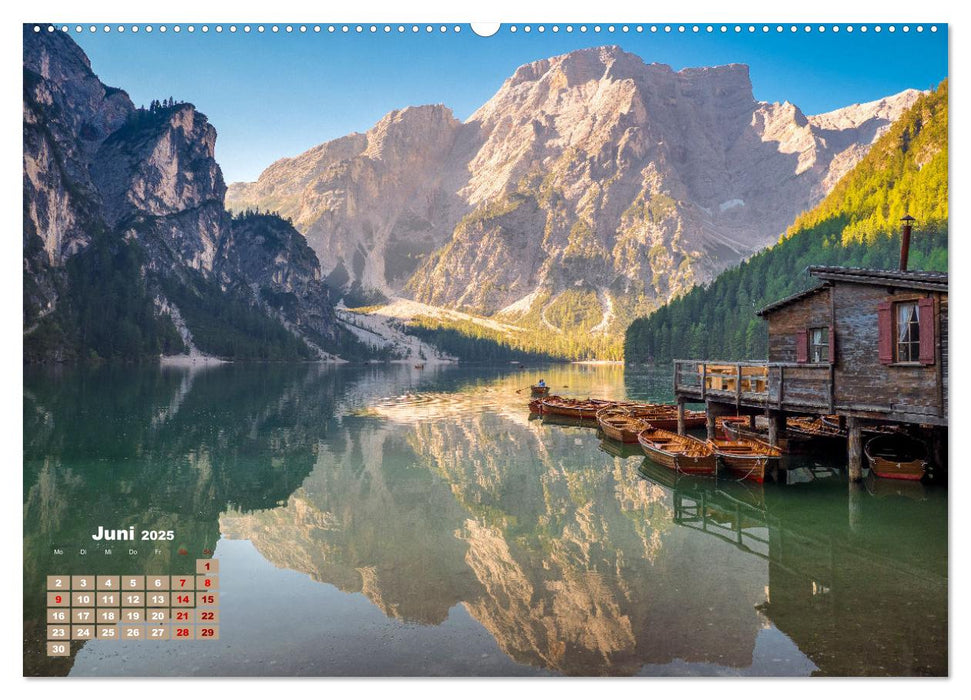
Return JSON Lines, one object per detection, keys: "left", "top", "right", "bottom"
{"left": 809, "top": 328, "right": 829, "bottom": 363}
{"left": 896, "top": 302, "right": 920, "bottom": 362}
{"left": 878, "top": 298, "right": 935, "bottom": 365}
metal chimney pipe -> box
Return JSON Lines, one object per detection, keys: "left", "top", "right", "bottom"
{"left": 899, "top": 215, "right": 915, "bottom": 271}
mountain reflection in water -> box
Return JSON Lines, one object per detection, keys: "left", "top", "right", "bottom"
{"left": 23, "top": 363, "right": 946, "bottom": 676}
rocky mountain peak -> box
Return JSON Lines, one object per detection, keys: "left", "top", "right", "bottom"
{"left": 502, "top": 45, "right": 643, "bottom": 90}
{"left": 93, "top": 102, "right": 226, "bottom": 226}
{"left": 363, "top": 104, "right": 461, "bottom": 160}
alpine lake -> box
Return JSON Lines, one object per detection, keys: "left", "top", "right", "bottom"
{"left": 23, "top": 362, "right": 947, "bottom": 677}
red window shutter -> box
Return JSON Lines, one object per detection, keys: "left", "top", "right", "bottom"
{"left": 918, "top": 297, "right": 936, "bottom": 365}
{"left": 878, "top": 301, "right": 893, "bottom": 365}
{"left": 795, "top": 330, "right": 808, "bottom": 363}
{"left": 828, "top": 325, "right": 836, "bottom": 364}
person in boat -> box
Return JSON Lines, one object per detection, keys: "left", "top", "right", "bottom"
{"left": 537, "top": 379, "right": 546, "bottom": 388}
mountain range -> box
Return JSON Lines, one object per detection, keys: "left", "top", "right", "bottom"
{"left": 24, "top": 30, "right": 928, "bottom": 362}
{"left": 227, "top": 45, "right": 922, "bottom": 351}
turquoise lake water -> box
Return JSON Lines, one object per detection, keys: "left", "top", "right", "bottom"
{"left": 23, "top": 362, "right": 947, "bottom": 676}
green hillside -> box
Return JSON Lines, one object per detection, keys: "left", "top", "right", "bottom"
{"left": 625, "top": 79, "right": 948, "bottom": 365}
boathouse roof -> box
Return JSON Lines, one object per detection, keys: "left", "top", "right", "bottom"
{"left": 756, "top": 285, "right": 829, "bottom": 317}
{"left": 807, "top": 266, "right": 949, "bottom": 291}
{"left": 756, "top": 266, "right": 949, "bottom": 317}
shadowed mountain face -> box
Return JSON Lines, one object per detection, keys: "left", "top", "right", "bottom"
{"left": 227, "top": 45, "right": 920, "bottom": 336}
{"left": 23, "top": 27, "right": 344, "bottom": 361}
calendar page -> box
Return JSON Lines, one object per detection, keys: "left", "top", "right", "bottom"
{"left": 22, "top": 14, "right": 949, "bottom": 679}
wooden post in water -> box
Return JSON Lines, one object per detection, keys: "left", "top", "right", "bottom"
{"left": 847, "top": 416, "right": 863, "bottom": 482}
{"left": 767, "top": 411, "right": 784, "bottom": 447}
{"left": 705, "top": 401, "right": 719, "bottom": 441}
{"left": 676, "top": 398, "right": 686, "bottom": 436}
{"left": 929, "top": 425, "right": 948, "bottom": 481}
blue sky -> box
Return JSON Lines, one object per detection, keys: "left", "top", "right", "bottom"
{"left": 70, "top": 23, "right": 948, "bottom": 183}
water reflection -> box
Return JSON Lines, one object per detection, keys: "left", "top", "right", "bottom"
{"left": 636, "top": 460, "right": 947, "bottom": 676}
{"left": 23, "top": 363, "right": 947, "bottom": 676}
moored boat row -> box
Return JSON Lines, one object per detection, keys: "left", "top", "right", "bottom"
{"left": 526, "top": 392, "right": 929, "bottom": 482}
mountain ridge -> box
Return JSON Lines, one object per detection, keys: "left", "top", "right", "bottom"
{"left": 227, "top": 45, "right": 923, "bottom": 357}
{"left": 624, "top": 79, "right": 948, "bottom": 365}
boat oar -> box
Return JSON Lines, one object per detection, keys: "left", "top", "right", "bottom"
{"left": 515, "top": 385, "right": 534, "bottom": 394}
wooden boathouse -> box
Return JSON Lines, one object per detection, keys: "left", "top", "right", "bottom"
{"left": 672, "top": 239, "right": 948, "bottom": 480}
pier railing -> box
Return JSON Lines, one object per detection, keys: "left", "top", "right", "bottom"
{"left": 674, "top": 359, "right": 833, "bottom": 411}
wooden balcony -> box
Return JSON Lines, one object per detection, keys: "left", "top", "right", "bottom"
{"left": 674, "top": 360, "right": 834, "bottom": 412}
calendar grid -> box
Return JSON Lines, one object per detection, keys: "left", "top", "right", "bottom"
{"left": 45, "top": 559, "right": 220, "bottom": 655}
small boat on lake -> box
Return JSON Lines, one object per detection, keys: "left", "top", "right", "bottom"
{"left": 709, "top": 438, "right": 782, "bottom": 483}
{"left": 865, "top": 434, "right": 928, "bottom": 481}
{"left": 528, "top": 398, "right": 545, "bottom": 415}
{"left": 638, "top": 427, "right": 717, "bottom": 475}
{"left": 530, "top": 384, "right": 551, "bottom": 397}
{"left": 596, "top": 407, "right": 650, "bottom": 443}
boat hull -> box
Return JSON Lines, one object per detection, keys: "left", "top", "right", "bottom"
{"left": 596, "top": 408, "right": 650, "bottom": 443}
{"left": 599, "top": 421, "right": 642, "bottom": 443}
{"left": 638, "top": 429, "right": 717, "bottom": 475}
{"left": 710, "top": 439, "right": 782, "bottom": 483}
{"left": 869, "top": 462, "right": 925, "bottom": 481}
{"left": 865, "top": 435, "right": 928, "bottom": 481}
{"left": 717, "top": 455, "right": 770, "bottom": 483}
{"left": 530, "top": 386, "right": 550, "bottom": 397}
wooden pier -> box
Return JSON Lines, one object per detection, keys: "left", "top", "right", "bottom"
{"left": 671, "top": 265, "right": 948, "bottom": 481}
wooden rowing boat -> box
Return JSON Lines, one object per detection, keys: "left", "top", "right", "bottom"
{"left": 720, "top": 419, "right": 813, "bottom": 455}
{"left": 596, "top": 407, "right": 650, "bottom": 443}
{"left": 786, "top": 416, "right": 846, "bottom": 440}
{"left": 530, "top": 385, "right": 550, "bottom": 397}
{"left": 540, "top": 396, "right": 621, "bottom": 420}
{"left": 865, "top": 434, "right": 928, "bottom": 481}
{"left": 528, "top": 398, "right": 545, "bottom": 415}
{"left": 638, "top": 428, "right": 717, "bottom": 475}
{"left": 716, "top": 415, "right": 749, "bottom": 439}
{"left": 709, "top": 438, "right": 782, "bottom": 483}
